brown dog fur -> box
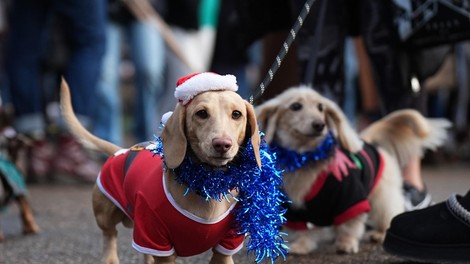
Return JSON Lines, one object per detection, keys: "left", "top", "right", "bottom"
{"left": 60, "top": 79, "right": 261, "bottom": 264}
{"left": 0, "top": 106, "right": 39, "bottom": 241}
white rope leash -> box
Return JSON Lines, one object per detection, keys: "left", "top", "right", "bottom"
{"left": 249, "top": 0, "right": 317, "bottom": 104}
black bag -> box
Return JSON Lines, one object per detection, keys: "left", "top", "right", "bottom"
{"left": 393, "top": 0, "right": 470, "bottom": 49}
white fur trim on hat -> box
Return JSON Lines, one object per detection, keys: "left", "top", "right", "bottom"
{"left": 174, "top": 72, "right": 238, "bottom": 105}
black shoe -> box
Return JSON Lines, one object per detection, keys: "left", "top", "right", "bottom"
{"left": 383, "top": 193, "right": 470, "bottom": 263}
{"left": 403, "top": 182, "right": 432, "bottom": 211}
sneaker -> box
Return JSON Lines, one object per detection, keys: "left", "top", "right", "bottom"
{"left": 53, "top": 134, "right": 101, "bottom": 183}
{"left": 383, "top": 192, "right": 470, "bottom": 263}
{"left": 403, "top": 182, "right": 432, "bottom": 211}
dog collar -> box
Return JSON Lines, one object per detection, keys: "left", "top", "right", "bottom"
{"left": 270, "top": 131, "right": 337, "bottom": 172}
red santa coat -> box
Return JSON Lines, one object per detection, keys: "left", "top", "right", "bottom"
{"left": 96, "top": 145, "right": 244, "bottom": 257}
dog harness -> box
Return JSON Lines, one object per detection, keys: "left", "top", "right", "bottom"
{"left": 96, "top": 144, "right": 244, "bottom": 257}
{"left": 285, "top": 142, "right": 384, "bottom": 229}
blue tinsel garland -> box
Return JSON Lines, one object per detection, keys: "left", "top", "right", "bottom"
{"left": 270, "top": 131, "right": 337, "bottom": 172}
{"left": 151, "top": 136, "right": 288, "bottom": 263}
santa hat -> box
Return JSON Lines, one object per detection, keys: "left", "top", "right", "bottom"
{"left": 174, "top": 72, "right": 238, "bottom": 106}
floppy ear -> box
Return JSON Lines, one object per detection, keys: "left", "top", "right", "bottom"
{"left": 245, "top": 101, "right": 261, "bottom": 168}
{"left": 254, "top": 99, "right": 282, "bottom": 144}
{"left": 323, "top": 97, "right": 363, "bottom": 153}
{"left": 161, "top": 104, "right": 187, "bottom": 169}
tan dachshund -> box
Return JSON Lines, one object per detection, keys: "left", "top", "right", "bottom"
{"left": 60, "top": 77, "right": 262, "bottom": 264}
{"left": 256, "top": 85, "right": 450, "bottom": 254}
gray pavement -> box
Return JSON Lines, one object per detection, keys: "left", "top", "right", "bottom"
{"left": 1, "top": 162, "right": 469, "bottom": 264}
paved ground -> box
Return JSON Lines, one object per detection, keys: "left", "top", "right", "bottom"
{"left": 1, "top": 162, "right": 469, "bottom": 264}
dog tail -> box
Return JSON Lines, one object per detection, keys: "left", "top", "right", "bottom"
{"left": 360, "top": 109, "right": 451, "bottom": 168}
{"left": 60, "top": 78, "right": 122, "bottom": 156}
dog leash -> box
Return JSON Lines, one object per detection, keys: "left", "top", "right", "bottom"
{"left": 125, "top": 0, "right": 317, "bottom": 103}
{"left": 249, "top": 0, "right": 318, "bottom": 105}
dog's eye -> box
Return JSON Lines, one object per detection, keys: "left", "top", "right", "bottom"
{"left": 196, "top": 110, "right": 209, "bottom": 119}
{"left": 290, "top": 102, "right": 302, "bottom": 111}
{"left": 232, "top": 110, "right": 242, "bottom": 119}
{"left": 318, "top": 103, "right": 324, "bottom": 112}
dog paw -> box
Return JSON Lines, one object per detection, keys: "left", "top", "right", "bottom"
{"left": 367, "top": 230, "right": 386, "bottom": 243}
{"left": 22, "top": 222, "right": 40, "bottom": 235}
{"left": 335, "top": 237, "right": 359, "bottom": 254}
{"left": 288, "top": 235, "right": 318, "bottom": 255}
{"left": 103, "top": 255, "right": 120, "bottom": 264}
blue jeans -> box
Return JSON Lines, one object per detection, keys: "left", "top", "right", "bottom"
{"left": 93, "top": 21, "right": 165, "bottom": 145}
{"left": 6, "top": 0, "right": 106, "bottom": 136}
{"left": 343, "top": 37, "right": 358, "bottom": 125}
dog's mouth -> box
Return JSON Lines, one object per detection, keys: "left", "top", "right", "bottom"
{"left": 206, "top": 156, "right": 234, "bottom": 167}
{"left": 182, "top": 154, "right": 231, "bottom": 169}
{"left": 190, "top": 151, "right": 234, "bottom": 168}
{"left": 293, "top": 129, "right": 324, "bottom": 138}
{"left": 191, "top": 159, "right": 234, "bottom": 172}
{"left": 211, "top": 156, "right": 233, "bottom": 161}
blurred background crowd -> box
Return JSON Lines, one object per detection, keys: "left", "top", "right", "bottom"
{"left": 1, "top": 0, "right": 470, "bottom": 185}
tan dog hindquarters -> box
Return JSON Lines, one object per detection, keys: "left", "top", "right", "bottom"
{"left": 360, "top": 109, "right": 451, "bottom": 168}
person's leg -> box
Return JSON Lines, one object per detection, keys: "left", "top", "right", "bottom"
{"left": 402, "top": 158, "right": 424, "bottom": 191}
{"left": 360, "top": 0, "right": 432, "bottom": 210}
{"left": 402, "top": 157, "right": 432, "bottom": 211}
{"left": 163, "top": 30, "right": 192, "bottom": 115}
{"left": 50, "top": 0, "right": 106, "bottom": 182}
{"left": 128, "top": 21, "right": 165, "bottom": 142}
{"left": 54, "top": 0, "right": 106, "bottom": 127}
{"left": 6, "top": 0, "right": 50, "bottom": 137}
{"left": 5, "top": 0, "right": 57, "bottom": 182}
{"left": 93, "top": 23, "right": 123, "bottom": 146}
{"left": 353, "top": 36, "right": 382, "bottom": 130}
{"left": 343, "top": 37, "right": 358, "bottom": 125}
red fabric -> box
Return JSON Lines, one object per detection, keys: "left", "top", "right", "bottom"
{"left": 284, "top": 221, "right": 309, "bottom": 230}
{"left": 176, "top": 72, "right": 201, "bottom": 87}
{"left": 333, "top": 200, "right": 370, "bottom": 225}
{"left": 176, "top": 72, "right": 218, "bottom": 88}
{"left": 98, "top": 149, "right": 244, "bottom": 257}
{"left": 370, "top": 153, "right": 385, "bottom": 190}
{"left": 303, "top": 171, "right": 328, "bottom": 202}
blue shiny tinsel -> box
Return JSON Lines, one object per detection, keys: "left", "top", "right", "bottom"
{"left": 151, "top": 136, "right": 288, "bottom": 263}
{"left": 270, "top": 131, "right": 336, "bottom": 172}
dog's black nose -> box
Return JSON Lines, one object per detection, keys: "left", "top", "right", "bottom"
{"left": 212, "top": 138, "right": 232, "bottom": 153}
{"left": 312, "top": 122, "right": 325, "bottom": 132}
